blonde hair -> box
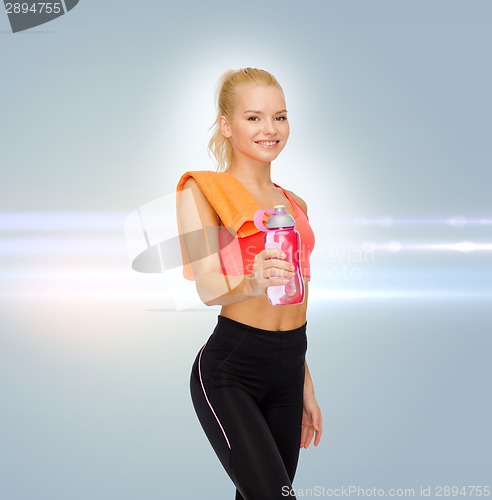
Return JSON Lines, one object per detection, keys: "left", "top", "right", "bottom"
{"left": 208, "top": 67, "right": 284, "bottom": 172}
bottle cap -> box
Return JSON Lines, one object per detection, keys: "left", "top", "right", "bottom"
{"left": 266, "top": 205, "right": 295, "bottom": 229}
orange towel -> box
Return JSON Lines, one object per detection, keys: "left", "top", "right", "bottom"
{"left": 176, "top": 170, "right": 262, "bottom": 280}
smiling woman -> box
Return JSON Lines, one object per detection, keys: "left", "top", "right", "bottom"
{"left": 207, "top": 68, "right": 289, "bottom": 172}
{"left": 219, "top": 84, "right": 290, "bottom": 166}
{"left": 176, "top": 67, "right": 322, "bottom": 500}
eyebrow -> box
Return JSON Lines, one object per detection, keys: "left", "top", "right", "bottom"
{"left": 243, "top": 109, "right": 288, "bottom": 114}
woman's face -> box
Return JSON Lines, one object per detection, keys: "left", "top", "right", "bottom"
{"left": 220, "top": 84, "right": 290, "bottom": 167}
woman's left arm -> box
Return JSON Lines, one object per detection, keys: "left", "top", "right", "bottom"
{"left": 287, "top": 190, "right": 322, "bottom": 447}
{"left": 301, "top": 360, "right": 323, "bottom": 448}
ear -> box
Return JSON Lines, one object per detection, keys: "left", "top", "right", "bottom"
{"left": 219, "top": 115, "right": 232, "bottom": 138}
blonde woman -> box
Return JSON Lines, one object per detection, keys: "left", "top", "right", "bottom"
{"left": 176, "top": 68, "right": 322, "bottom": 500}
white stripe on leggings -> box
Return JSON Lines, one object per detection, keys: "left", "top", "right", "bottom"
{"left": 198, "top": 343, "right": 231, "bottom": 449}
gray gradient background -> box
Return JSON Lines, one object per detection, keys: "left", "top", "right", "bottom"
{"left": 1, "top": 1, "right": 491, "bottom": 499}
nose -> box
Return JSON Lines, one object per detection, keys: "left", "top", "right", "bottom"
{"left": 262, "top": 118, "right": 277, "bottom": 135}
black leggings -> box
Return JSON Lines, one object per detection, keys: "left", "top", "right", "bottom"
{"left": 190, "top": 314, "right": 307, "bottom": 500}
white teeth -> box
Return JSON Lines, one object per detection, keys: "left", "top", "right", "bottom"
{"left": 257, "top": 141, "right": 277, "bottom": 146}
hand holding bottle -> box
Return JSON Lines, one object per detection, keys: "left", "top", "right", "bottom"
{"left": 244, "top": 248, "right": 295, "bottom": 297}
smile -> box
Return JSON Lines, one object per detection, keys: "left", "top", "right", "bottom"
{"left": 255, "top": 140, "right": 280, "bottom": 148}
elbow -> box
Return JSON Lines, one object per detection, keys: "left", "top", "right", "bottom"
{"left": 199, "top": 284, "right": 227, "bottom": 306}
{"left": 196, "top": 286, "right": 215, "bottom": 307}
{"left": 194, "top": 277, "right": 221, "bottom": 307}
{"left": 200, "top": 290, "right": 217, "bottom": 307}
{"left": 194, "top": 271, "right": 247, "bottom": 307}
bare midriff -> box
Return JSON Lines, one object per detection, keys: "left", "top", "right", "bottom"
{"left": 220, "top": 277, "right": 309, "bottom": 331}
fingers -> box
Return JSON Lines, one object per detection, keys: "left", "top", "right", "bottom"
{"left": 300, "top": 425, "right": 308, "bottom": 448}
{"left": 300, "top": 409, "right": 323, "bottom": 449}
{"left": 312, "top": 411, "right": 323, "bottom": 447}
{"left": 261, "top": 248, "right": 287, "bottom": 260}
{"left": 301, "top": 426, "right": 315, "bottom": 449}
{"left": 300, "top": 425, "right": 306, "bottom": 448}
{"left": 248, "top": 249, "right": 296, "bottom": 296}
{"left": 262, "top": 265, "right": 294, "bottom": 279}
{"left": 259, "top": 249, "right": 294, "bottom": 270}
{"left": 301, "top": 425, "right": 321, "bottom": 449}
{"left": 254, "top": 249, "right": 295, "bottom": 278}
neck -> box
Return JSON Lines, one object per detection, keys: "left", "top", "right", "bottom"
{"left": 227, "top": 159, "right": 274, "bottom": 189}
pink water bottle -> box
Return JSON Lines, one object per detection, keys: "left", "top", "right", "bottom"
{"left": 254, "top": 205, "right": 305, "bottom": 306}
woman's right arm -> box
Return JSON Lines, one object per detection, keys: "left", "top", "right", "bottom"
{"left": 176, "top": 177, "right": 294, "bottom": 307}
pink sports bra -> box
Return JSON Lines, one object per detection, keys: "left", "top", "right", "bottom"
{"left": 218, "top": 184, "right": 315, "bottom": 280}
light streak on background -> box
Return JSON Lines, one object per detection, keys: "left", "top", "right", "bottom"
{"left": 0, "top": 211, "right": 490, "bottom": 307}
{"left": 2, "top": 212, "right": 492, "bottom": 231}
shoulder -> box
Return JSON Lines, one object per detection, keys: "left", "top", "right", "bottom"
{"left": 177, "top": 175, "right": 220, "bottom": 225}
{"left": 181, "top": 176, "right": 197, "bottom": 189}
{"left": 285, "top": 189, "right": 308, "bottom": 215}
{"left": 180, "top": 176, "right": 202, "bottom": 196}
{"left": 178, "top": 170, "right": 227, "bottom": 190}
